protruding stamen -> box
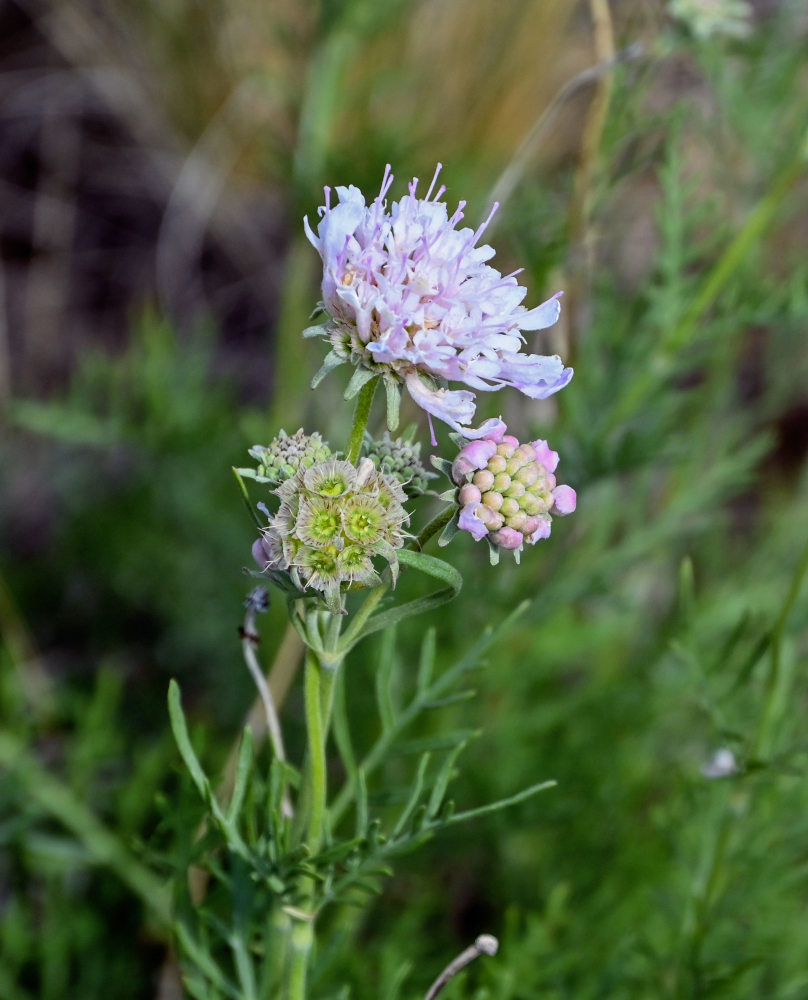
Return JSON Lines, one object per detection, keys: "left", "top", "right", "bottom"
{"left": 424, "top": 162, "right": 443, "bottom": 201}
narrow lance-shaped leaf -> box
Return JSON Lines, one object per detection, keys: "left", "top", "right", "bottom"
{"left": 417, "top": 628, "right": 436, "bottom": 694}
{"left": 428, "top": 739, "right": 472, "bottom": 819}
{"left": 344, "top": 364, "right": 379, "bottom": 400}
{"left": 311, "top": 349, "right": 346, "bottom": 388}
{"left": 376, "top": 626, "right": 398, "bottom": 733}
{"left": 328, "top": 602, "right": 529, "bottom": 828}
{"left": 227, "top": 726, "right": 253, "bottom": 826}
{"left": 445, "top": 780, "right": 557, "bottom": 828}
{"left": 385, "top": 377, "right": 401, "bottom": 432}
{"left": 232, "top": 468, "right": 265, "bottom": 533}
{"left": 341, "top": 548, "right": 462, "bottom": 647}
{"left": 392, "top": 752, "right": 432, "bottom": 840}
{"left": 168, "top": 679, "right": 210, "bottom": 801}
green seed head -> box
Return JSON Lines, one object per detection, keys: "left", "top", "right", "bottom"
{"left": 296, "top": 498, "right": 342, "bottom": 547}
{"left": 342, "top": 496, "right": 387, "bottom": 544}
{"left": 261, "top": 454, "right": 410, "bottom": 613}
{"left": 303, "top": 459, "right": 355, "bottom": 498}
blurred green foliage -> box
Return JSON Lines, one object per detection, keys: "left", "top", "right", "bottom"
{"left": 2, "top": 1, "right": 808, "bottom": 998}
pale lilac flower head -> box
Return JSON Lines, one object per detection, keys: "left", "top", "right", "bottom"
{"left": 442, "top": 423, "right": 576, "bottom": 563}
{"left": 304, "top": 165, "right": 572, "bottom": 440}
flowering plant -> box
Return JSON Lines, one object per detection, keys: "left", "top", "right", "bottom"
{"left": 169, "top": 167, "right": 577, "bottom": 1000}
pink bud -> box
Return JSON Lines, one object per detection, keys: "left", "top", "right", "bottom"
{"left": 458, "top": 483, "right": 482, "bottom": 506}
{"left": 489, "top": 526, "right": 523, "bottom": 550}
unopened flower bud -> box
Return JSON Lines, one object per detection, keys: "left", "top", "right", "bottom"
{"left": 482, "top": 491, "right": 503, "bottom": 512}
{"left": 489, "top": 526, "right": 523, "bottom": 550}
{"left": 458, "top": 483, "right": 482, "bottom": 506}
{"left": 363, "top": 431, "right": 436, "bottom": 496}
{"left": 514, "top": 465, "right": 539, "bottom": 487}
{"left": 472, "top": 469, "right": 495, "bottom": 491}
{"left": 247, "top": 429, "right": 332, "bottom": 485}
{"left": 448, "top": 423, "right": 576, "bottom": 559}
{"left": 506, "top": 511, "right": 528, "bottom": 531}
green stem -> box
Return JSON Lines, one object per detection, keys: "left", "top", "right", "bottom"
{"left": 304, "top": 649, "right": 329, "bottom": 854}
{"left": 232, "top": 468, "right": 265, "bottom": 533}
{"left": 336, "top": 582, "right": 390, "bottom": 654}
{"left": 286, "top": 920, "right": 314, "bottom": 1000}
{"left": 415, "top": 505, "right": 455, "bottom": 550}
{"left": 286, "top": 630, "right": 343, "bottom": 1000}
{"left": 751, "top": 537, "right": 808, "bottom": 760}
{"left": 345, "top": 377, "right": 379, "bottom": 463}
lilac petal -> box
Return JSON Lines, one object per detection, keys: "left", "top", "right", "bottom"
{"left": 527, "top": 516, "right": 553, "bottom": 544}
{"left": 252, "top": 537, "right": 272, "bottom": 568}
{"left": 458, "top": 439, "right": 497, "bottom": 469}
{"left": 552, "top": 485, "right": 577, "bottom": 515}
{"left": 457, "top": 416, "right": 507, "bottom": 440}
{"left": 405, "top": 372, "right": 475, "bottom": 426}
{"left": 518, "top": 292, "right": 563, "bottom": 331}
{"left": 458, "top": 502, "right": 489, "bottom": 541}
{"left": 532, "top": 440, "right": 559, "bottom": 473}
{"left": 404, "top": 372, "right": 505, "bottom": 439}
{"left": 315, "top": 188, "right": 367, "bottom": 259}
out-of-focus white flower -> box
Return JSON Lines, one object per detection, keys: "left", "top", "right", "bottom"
{"left": 701, "top": 747, "right": 740, "bottom": 779}
{"left": 304, "top": 165, "right": 572, "bottom": 440}
{"left": 669, "top": 0, "right": 753, "bottom": 40}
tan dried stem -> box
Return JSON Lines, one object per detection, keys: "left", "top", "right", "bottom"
{"left": 422, "top": 934, "right": 499, "bottom": 1000}
{"left": 567, "top": 0, "right": 616, "bottom": 346}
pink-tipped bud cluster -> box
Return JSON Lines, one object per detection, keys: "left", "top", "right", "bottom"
{"left": 451, "top": 425, "right": 576, "bottom": 553}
